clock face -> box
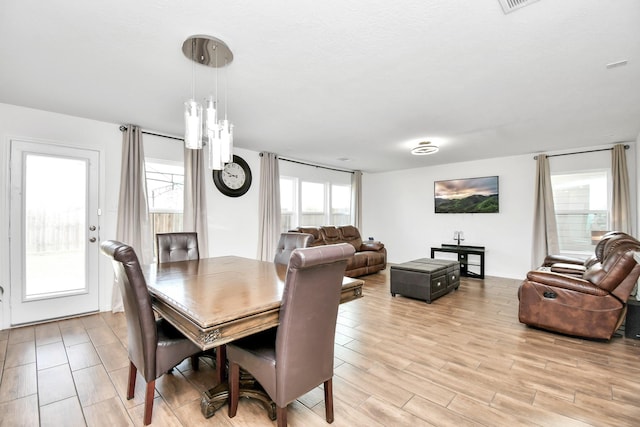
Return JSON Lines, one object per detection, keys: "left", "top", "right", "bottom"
{"left": 212, "top": 155, "right": 252, "bottom": 197}
{"left": 222, "top": 162, "right": 246, "bottom": 190}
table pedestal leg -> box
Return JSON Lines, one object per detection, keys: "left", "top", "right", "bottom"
{"left": 199, "top": 345, "right": 276, "bottom": 420}
{"left": 200, "top": 378, "right": 276, "bottom": 420}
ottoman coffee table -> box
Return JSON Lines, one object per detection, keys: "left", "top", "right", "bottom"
{"left": 390, "top": 258, "right": 460, "bottom": 303}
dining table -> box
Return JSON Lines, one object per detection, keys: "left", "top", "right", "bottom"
{"left": 142, "top": 255, "right": 364, "bottom": 418}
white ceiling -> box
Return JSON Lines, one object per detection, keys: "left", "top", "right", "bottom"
{"left": 1, "top": 0, "right": 639, "bottom": 172}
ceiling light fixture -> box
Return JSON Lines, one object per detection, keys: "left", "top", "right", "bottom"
{"left": 411, "top": 141, "right": 439, "bottom": 155}
{"left": 182, "top": 35, "right": 234, "bottom": 170}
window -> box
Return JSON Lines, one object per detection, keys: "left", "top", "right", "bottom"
{"left": 300, "top": 181, "right": 325, "bottom": 226}
{"left": 280, "top": 177, "right": 296, "bottom": 232}
{"left": 279, "top": 177, "right": 352, "bottom": 232}
{"left": 146, "top": 161, "right": 184, "bottom": 247}
{"left": 551, "top": 170, "right": 609, "bottom": 254}
{"left": 331, "top": 184, "right": 351, "bottom": 225}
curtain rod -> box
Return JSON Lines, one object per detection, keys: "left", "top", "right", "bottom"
{"left": 262, "top": 153, "right": 354, "bottom": 174}
{"left": 533, "top": 144, "right": 629, "bottom": 160}
{"left": 119, "top": 125, "right": 184, "bottom": 142}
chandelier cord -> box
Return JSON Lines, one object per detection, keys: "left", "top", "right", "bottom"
{"left": 190, "top": 38, "right": 196, "bottom": 100}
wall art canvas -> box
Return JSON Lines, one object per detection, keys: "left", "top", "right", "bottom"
{"left": 434, "top": 176, "right": 499, "bottom": 213}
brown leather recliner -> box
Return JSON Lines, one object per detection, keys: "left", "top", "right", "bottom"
{"left": 518, "top": 233, "right": 640, "bottom": 340}
{"left": 289, "top": 225, "right": 387, "bottom": 277}
{"left": 541, "top": 231, "right": 629, "bottom": 275}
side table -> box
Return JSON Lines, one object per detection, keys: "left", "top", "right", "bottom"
{"left": 430, "top": 244, "right": 485, "bottom": 279}
{"left": 625, "top": 297, "right": 640, "bottom": 339}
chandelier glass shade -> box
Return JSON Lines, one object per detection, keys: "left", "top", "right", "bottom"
{"left": 182, "top": 35, "right": 234, "bottom": 170}
{"left": 184, "top": 99, "right": 203, "bottom": 149}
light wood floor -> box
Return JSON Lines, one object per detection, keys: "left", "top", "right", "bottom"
{"left": 1, "top": 268, "right": 640, "bottom": 426}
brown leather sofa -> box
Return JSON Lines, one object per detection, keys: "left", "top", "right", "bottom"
{"left": 518, "top": 232, "right": 640, "bottom": 340}
{"left": 541, "top": 231, "right": 630, "bottom": 276}
{"left": 289, "top": 225, "right": 386, "bottom": 277}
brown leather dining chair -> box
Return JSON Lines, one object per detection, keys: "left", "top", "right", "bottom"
{"left": 227, "top": 243, "right": 356, "bottom": 426}
{"left": 100, "top": 240, "right": 201, "bottom": 425}
{"left": 273, "top": 232, "right": 314, "bottom": 265}
{"left": 156, "top": 232, "right": 199, "bottom": 263}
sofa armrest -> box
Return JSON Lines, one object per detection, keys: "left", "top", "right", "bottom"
{"left": 549, "top": 262, "right": 586, "bottom": 276}
{"left": 526, "top": 270, "right": 609, "bottom": 296}
{"left": 360, "top": 241, "right": 384, "bottom": 251}
{"left": 542, "top": 254, "right": 585, "bottom": 267}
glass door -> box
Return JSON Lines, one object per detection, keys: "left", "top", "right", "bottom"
{"left": 10, "top": 140, "right": 100, "bottom": 325}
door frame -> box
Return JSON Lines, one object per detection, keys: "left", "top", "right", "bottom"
{"left": 7, "top": 138, "right": 102, "bottom": 327}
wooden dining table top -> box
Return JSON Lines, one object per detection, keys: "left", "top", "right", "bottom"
{"left": 142, "top": 256, "right": 364, "bottom": 350}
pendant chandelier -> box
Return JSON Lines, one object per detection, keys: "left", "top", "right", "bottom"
{"left": 182, "top": 35, "right": 234, "bottom": 170}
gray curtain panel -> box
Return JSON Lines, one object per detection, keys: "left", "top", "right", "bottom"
{"left": 611, "top": 143, "right": 631, "bottom": 235}
{"left": 351, "top": 170, "right": 362, "bottom": 230}
{"left": 114, "top": 125, "right": 153, "bottom": 312}
{"left": 257, "top": 152, "right": 281, "bottom": 261}
{"left": 184, "top": 147, "right": 209, "bottom": 257}
{"left": 531, "top": 154, "right": 559, "bottom": 268}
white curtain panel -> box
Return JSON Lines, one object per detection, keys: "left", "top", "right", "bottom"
{"left": 351, "top": 170, "right": 362, "bottom": 230}
{"left": 257, "top": 152, "right": 281, "bottom": 261}
{"left": 531, "top": 154, "right": 559, "bottom": 268}
{"left": 184, "top": 147, "right": 209, "bottom": 257}
{"left": 611, "top": 143, "right": 631, "bottom": 235}
{"left": 114, "top": 125, "right": 153, "bottom": 312}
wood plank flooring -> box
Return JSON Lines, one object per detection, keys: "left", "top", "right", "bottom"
{"left": 1, "top": 268, "right": 640, "bottom": 426}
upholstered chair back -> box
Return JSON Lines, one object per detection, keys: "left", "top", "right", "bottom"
{"left": 156, "top": 232, "right": 199, "bottom": 263}
{"left": 274, "top": 232, "right": 314, "bottom": 265}
{"left": 584, "top": 238, "right": 640, "bottom": 299}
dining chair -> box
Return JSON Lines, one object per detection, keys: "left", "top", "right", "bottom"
{"left": 273, "top": 232, "right": 314, "bottom": 265}
{"left": 100, "top": 240, "right": 202, "bottom": 425}
{"left": 156, "top": 231, "right": 217, "bottom": 375}
{"left": 156, "top": 232, "right": 199, "bottom": 263}
{"left": 227, "top": 243, "right": 356, "bottom": 426}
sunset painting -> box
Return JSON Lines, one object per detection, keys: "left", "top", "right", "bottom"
{"left": 434, "top": 176, "right": 499, "bottom": 213}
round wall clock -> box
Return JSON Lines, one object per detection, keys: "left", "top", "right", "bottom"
{"left": 212, "top": 155, "right": 252, "bottom": 197}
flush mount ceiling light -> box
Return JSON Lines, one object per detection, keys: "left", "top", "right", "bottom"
{"left": 182, "top": 35, "right": 234, "bottom": 170}
{"left": 411, "top": 141, "right": 439, "bottom": 155}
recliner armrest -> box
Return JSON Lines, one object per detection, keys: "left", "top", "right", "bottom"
{"left": 549, "top": 263, "right": 586, "bottom": 276}
{"left": 360, "top": 241, "right": 384, "bottom": 251}
{"left": 542, "top": 254, "right": 586, "bottom": 267}
{"left": 526, "top": 270, "right": 609, "bottom": 296}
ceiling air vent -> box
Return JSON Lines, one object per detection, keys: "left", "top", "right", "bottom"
{"left": 498, "top": 0, "right": 540, "bottom": 14}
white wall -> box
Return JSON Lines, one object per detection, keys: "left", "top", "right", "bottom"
{"left": 362, "top": 144, "right": 637, "bottom": 280}
{"left": 143, "top": 135, "right": 262, "bottom": 259}
{"left": 0, "top": 103, "right": 122, "bottom": 328}
{"left": 0, "top": 103, "right": 262, "bottom": 329}
{"left": 362, "top": 155, "right": 535, "bottom": 279}
{"left": 1, "top": 102, "right": 637, "bottom": 327}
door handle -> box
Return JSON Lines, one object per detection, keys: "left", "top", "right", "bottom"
{"left": 89, "top": 237, "right": 97, "bottom": 243}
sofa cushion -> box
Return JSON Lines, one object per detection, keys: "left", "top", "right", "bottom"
{"left": 295, "top": 227, "right": 324, "bottom": 246}
{"left": 320, "top": 226, "right": 343, "bottom": 245}
{"left": 338, "top": 225, "right": 363, "bottom": 252}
